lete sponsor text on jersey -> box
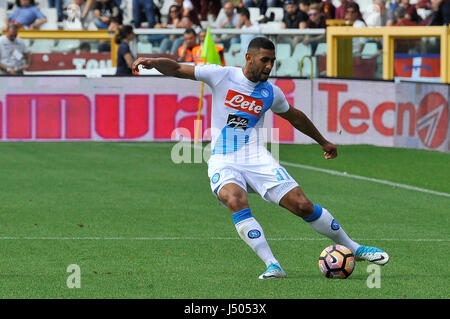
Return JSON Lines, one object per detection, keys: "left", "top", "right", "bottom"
{"left": 224, "top": 90, "right": 264, "bottom": 116}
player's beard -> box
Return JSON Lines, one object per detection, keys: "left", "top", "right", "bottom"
{"left": 252, "top": 66, "right": 269, "bottom": 82}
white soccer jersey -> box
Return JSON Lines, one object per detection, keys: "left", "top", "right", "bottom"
{"left": 194, "top": 64, "right": 290, "bottom": 159}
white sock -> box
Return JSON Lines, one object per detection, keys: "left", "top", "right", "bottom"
{"left": 232, "top": 208, "right": 278, "bottom": 267}
{"left": 304, "top": 204, "right": 360, "bottom": 254}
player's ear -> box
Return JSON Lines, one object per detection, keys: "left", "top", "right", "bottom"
{"left": 245, "top": 52, "right": 252, "bottom": 63}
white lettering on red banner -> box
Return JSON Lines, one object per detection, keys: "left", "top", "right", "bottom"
{"left": 224, "top": 90, "right": 263, "bottom": 116}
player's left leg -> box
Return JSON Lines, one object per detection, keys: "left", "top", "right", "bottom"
{"left": 278, "top": 187, "right": 389, "bottom": 265}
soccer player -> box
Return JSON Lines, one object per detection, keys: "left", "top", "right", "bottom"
{"left": 132, "top": 37, "right": 389, "bottom": 279}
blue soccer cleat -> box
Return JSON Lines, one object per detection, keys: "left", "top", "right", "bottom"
{"left": 355, "top": 245, "right": 390, "bottom": 265}
{"left": 258, "top": 263, "right": 287, "bottom": 279}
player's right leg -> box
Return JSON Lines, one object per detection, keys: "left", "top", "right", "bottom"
{"left": 217, "top": 183, "right": 286, "bottom": 279}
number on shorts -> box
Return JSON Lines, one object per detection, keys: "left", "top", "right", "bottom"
{"left": 272, "top": 168, "right": 291, "bottom": 181}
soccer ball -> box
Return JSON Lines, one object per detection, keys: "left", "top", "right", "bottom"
{"left": 318, "top": 245, "right": 355, "bottom": 279}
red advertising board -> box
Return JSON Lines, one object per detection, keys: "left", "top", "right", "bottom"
{"left": 0, "top": 77, "right": 447, "bottom": 152}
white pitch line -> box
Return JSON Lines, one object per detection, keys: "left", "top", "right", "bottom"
{"left": 280, "top": 161, "right": 450, "bottom": 198}
{"left": 0, "top": 237, "right": 448, "bottom": 242}
{"left": 113, "top": 143, "right": 450, "bottom": 198}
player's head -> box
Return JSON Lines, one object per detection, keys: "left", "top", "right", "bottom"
{"left": 183, "top": 28, "right": 197, "bottom": 49}
{"left": 244, "top": 37, "right": 276, "bottom": 82}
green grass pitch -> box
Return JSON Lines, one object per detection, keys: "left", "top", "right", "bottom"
{"left": 0, "top": 142, "right": 448, "bottom": 299}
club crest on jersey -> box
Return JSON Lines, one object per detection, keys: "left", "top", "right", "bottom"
{"left": 261, "top": 88, "right": 269, "bottom": 98}
{"left": 224, "top": 89, "right": 263, "bottom": 117}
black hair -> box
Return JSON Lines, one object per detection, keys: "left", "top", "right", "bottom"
{"left": 115, "top": 25, "right": 134, "bottom": 44}
{"left": 247, "top": 37, "right": 275, "bottom": 53}
{"left": 16, "top": 0, "right": 35, "bottom": 7}
{"left": 184, "top": 27, "right": 197, "bottom": 36}
{"left": 168, "top": 4, "right": 181, "bottom": 24}
{"left": 237, "top": 7, "right": 250, "bottom": 20}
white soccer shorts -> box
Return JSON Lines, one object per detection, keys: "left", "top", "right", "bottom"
{"left": 207, "top": 150, "right": 299, "bottom": 206}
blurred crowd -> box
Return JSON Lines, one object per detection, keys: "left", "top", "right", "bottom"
{"left": 1, "top": 0, "right": 448, "bottom": 31}
{"left": 0, "top": 0, "right": 449, "bottom": 75}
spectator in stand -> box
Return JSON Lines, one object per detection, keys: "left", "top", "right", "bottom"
{"left": 115, "top": 24, "right": 135, "bottom": 75}
{"left": 174, "top": 0, "right": 201, "bottom": 26}
{"left": 198, "top": 0, "right": 222, "bottom": 21}
{"left": 0, "top": 24, "right": 31, "bottom": 75}
{"left": 79, "top": 41, "right": 91, "bottom": 53}
{"left": 132, "top": 0, "right": 156, "bottom": 28}
{"left": 48, "top": 0, "right": 64, "bottom": 22}
{"left": 335, "top": 0, "right": 352, "bottom": 19}
{"left": 214, "top": 1, "right": 240, "bottom": 50}
{"left": 243, "top": 0, "right": 267, "bottom": 15}
{"left": 420, "top": 0, "right": 450, "bottom": 25}
{"left": 215, "top": 1, "right": 240, "bottom": 28}
{"left": 300, "top": 2, "right": 326, "bottom": 54}
{"left": 192, "top": 29, "right": 226, "bottom": 65}
{"left": 7, "top": 0, "right": 47, "bottom": 30}
{"left": 153, "top": 4, "right": 193, "bottom": 54}
{"left": 417, "top": 0, "right": 432, "bottom": 9}
{"left": 94, "top": 0, "right": 122, "bottom": 30}
{"left": 177, "top": 27, "right": 198, "bottom": 62}
{"left": 282, "top": 0, "right": 308, "bottom": 29}
{"left": 399, "top": 0, "right": 420, "bottom": 23}
{"left": 281, "top": 0, "right": 308, "bottom": 48}
{"left": 394, "top": 5, "right": 417, "bottom": 24}
{"left": 310, "top": 0, "right": 334, "bottom": 19}
{"left": 232, "top": 7, "right": 259, "bottom": 56}
{"left": 64, "top": 0, "right": 96, "bottom": 29}
{"left": 344, "top": 2, "right": 366, "bottom": 55}
{"left": 385, "top": 0, "right": 398, "bottom": 25}
{"left": 299, "top": 0, "right": 310, "bottom": 15}
{"left": 345, "top": 1, "right": 366, "bottom": 26}
{"left": 365, "top": 0, "right": 387, "bottom": 26}
{"left": 80, "top": 0, "right": 96, "bottom": 25}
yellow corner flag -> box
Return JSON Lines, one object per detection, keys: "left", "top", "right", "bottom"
{"left": 201, "top": 27, "right": 222, "bottom": 66}
{"left": 195, "top": 27, "right": 221, "bottom": 145}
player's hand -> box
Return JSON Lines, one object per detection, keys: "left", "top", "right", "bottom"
{"left": 132, "top": 57, "right": 156, "bottom": 73}
{"left": 321, "top": 142, "right": 337, "bottom": 160}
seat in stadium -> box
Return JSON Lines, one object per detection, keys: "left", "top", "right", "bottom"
{"left": 227, "top": 42, "right": 242, "bottom": 55}
{"left": 234, "top": 53, "right": 246, "bottom": 67}
{"left": 224, "top": 52, "right": 235, "bottom": 67}
{"left": 276, "top": 43, "right": 291, "bottom": 60}
{"left": 40, "top": 7, "right": 58, "bottom": 29}
{"left": 0, "top": 8, "right": 6, "bottom": 31}
{"left": 314, "top": 42, "right": 327, "bottom": 56}
{"left": 249, "top": 7, "right": 261, "bottom": 24}
{"left": 259, "top": 21, "right": 282, "bottom": 32}
{"left": 292, "top": 42, "right": 312, "bottom": 59}
{"left": 137, "top": 41, "right": 153, "bottom": 54}
{"left": 265, "top": 7, "right": 284, "bottom": 22}
{"left": 276, "top": 57, "right": 299, "bottom": 77}
{"left": 53, "top": 39, "right": 81, "bottom": 53}
{"left": 361, "top": 42, "right": 378, "bottom": 58}
{"left": 29, "top": 39, "right": 56, "bottom": 53}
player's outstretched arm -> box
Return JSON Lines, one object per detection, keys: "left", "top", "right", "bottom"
{"left": 278, "top": 105, "right": 337, "bottom": 159}
{"left": 132, "top": 57, "right": 196, "bottom": 80}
